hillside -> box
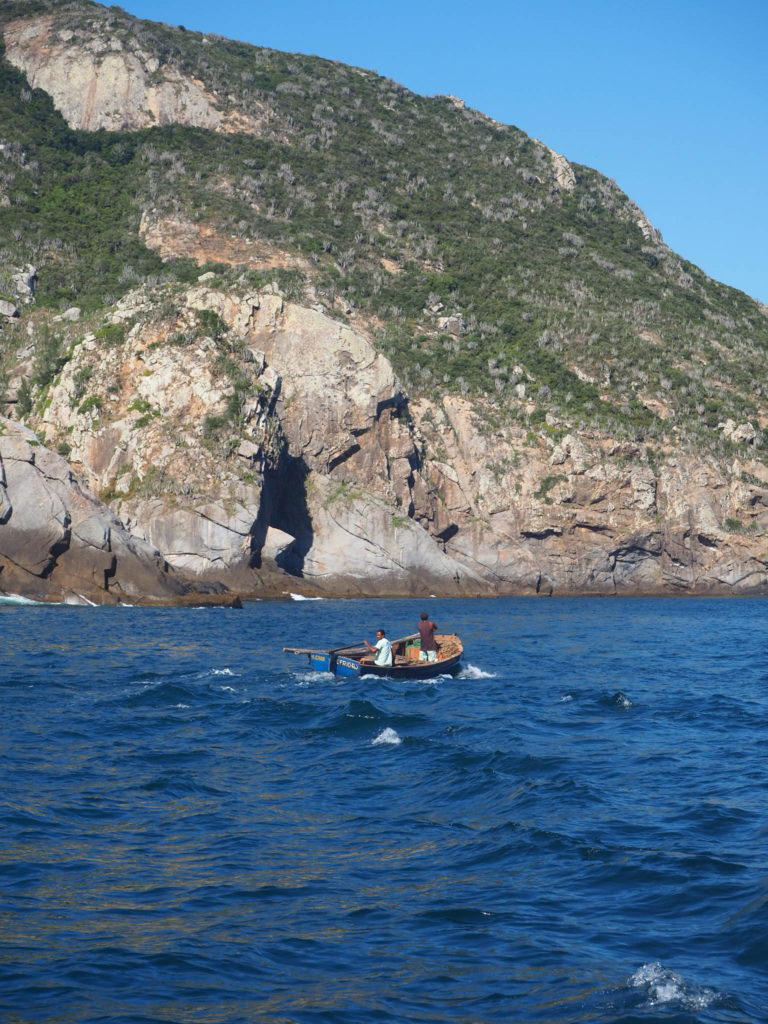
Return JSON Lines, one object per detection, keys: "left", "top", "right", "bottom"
{"left": 0, "top": 0, "right": 767, "bottom": 601}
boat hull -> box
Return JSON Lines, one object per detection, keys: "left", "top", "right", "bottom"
{"left": 354, "top": 652, "right": 462, "bottom": 679}
{"left": 286, "top": 633, "right": 463, "bottom": 680}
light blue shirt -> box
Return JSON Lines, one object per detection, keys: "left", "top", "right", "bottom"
{"left": 374, "top": 637, "right": 393, "bottom": 667}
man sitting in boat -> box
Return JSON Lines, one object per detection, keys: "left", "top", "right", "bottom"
{"left": 364, "top": 628, "right": 393, "bottom": 668}
{"left": 418, "top": 611, "right": 439, "bottom": 662}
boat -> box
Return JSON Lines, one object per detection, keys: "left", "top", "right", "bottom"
{"left": 283, "top": 633, "right": 464, "bottom": 679}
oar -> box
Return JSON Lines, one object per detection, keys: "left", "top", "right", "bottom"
{"left": 283, "top": 640, "right": 367, "bottom": 655}
{"left": 330, "top": 641, "right": 369, "bottom": 654}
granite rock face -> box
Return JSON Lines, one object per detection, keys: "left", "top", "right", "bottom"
{"left": 0, "top": 419, "right": 228, "bottom": 603}
{"left": 29, "top": 283, "right": 481, "bottom": 596}
{"left": 9, "top": 278, "right": 765, "bottom": 599}
{"left": 38, "top": 286, "right": 281, "bottom": 585}
{"left": 4, "top": 15, "right": 267, "bottom": 134}
{"left": 412, "top": 398, "right": 768, "bottom": 594}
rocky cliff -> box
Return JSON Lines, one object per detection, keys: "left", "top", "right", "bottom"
{"left": 9, "top": 278, "right": 486, "bottom": 598}
{"left": 4, "top": 273, "right": 766, "bottom": 601}
{"left": 1, "top": 1, "right": 767, "bottom": 601}
{"left": 4, "top": 13, "right": 268, "bottom": 134}
{"left": 0, "top": 416, "right": 238, "bottom": 604}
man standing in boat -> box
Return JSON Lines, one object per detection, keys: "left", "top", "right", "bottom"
{"left": 418, "top": 611, "right": 439, "bottom": 663}
{"left": 364, "top": 628, "right": 393, "bottom": 668}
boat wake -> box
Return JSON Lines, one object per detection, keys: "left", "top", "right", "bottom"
{"left": 457, "top": 663, "right": 496, "bottom": 680}
{"left": 292, "top": 670, "right": 336, "bottom": 686}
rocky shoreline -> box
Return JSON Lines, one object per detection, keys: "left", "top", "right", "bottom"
{"left": 2, "top": 278, "right": 768, "bottom": 606}
{"left": 2, "top": 400, "right": 765, "bottom": 605}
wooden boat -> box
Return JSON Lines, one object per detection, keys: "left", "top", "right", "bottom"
{"left": 284, "top": 633, "right": 463, "bottom": 679}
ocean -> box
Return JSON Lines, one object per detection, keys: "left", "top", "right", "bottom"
{"left": 2, "top": 595, "right": 767, "bottom": 1023}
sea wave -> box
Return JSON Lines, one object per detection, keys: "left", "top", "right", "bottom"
{"left": 292, "top": 670, "right": 336, "bottom": 685}
{"left": 457, "top": 663, "right": 496, "bottom": 679}
{"left": 5, "top": 595, "right": 768, "bottom": 1022}
{"left": 628, "top": 961, "right": 721, "bottom": 1010}
{"left": 372, "top": 727, "right": 402, "bottom": 746}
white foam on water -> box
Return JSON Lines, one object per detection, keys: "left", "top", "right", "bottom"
{"left": 293, "top": 670, "right": 336, "bottom": 686}
{"left": 220, "top": 686, "right": 237, "bottom": 693}
{"left": 457, "top": 663, "right": 496, "bottom": 680}
{"left": 174, "top": 703, "right": 190, "bottom": 709}
{"left": 628, "top": 962, "right": 719, "bottom": 1011}
{"left": 0, "top": 594, "right": 50, "bottom": 606}
{"left": 210, "top": 668, "right": 237, "bottom": 677}
{"left": 372, "top": 727, "right": 402, "bottom": 746}
{"left": 288, "top": 593, "right": 323, "bottom": 601}
{"left": 560, "top": 694, "right": 574, "bottom": 702}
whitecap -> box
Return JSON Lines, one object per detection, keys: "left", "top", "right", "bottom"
{"left": 174, "top": 703, "right": 190, "bottom": 709}
{"left": 288, "top": 592, "right": 323, "bottom": 601}
{"left": 210, "top": 668, "right": 236, "bottom": 677}
{"left": 372, "top": 727, "right": 402, "bottom": 746}
{"left": 560, "top": 694, "right": 574, "bottom": 702}
{"left": 457, "top": 663, "right": 496, "bottom": 680}
{"left": 293, "top": 671, "right": 335, "bottom": 685}
{"left": 0, "top": 594, "right": 49, "bottom": 606}
{"left": 220, "top": 686, "right": 236, "bottom": 693}
{"left": 628, "top": 962, "right": 719, "bottom": 1011}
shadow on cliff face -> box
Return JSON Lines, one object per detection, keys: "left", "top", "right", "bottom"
{"left": 268, "top": 455, "right": 313, "bottom": 577}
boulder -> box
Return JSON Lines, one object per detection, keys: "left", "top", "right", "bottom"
{"left": 11, "top": 265, "right": 36, "bottom": 303}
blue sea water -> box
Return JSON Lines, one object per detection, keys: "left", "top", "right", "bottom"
{"left": 2, "top": 595, "right": 767, "bottom": 1023}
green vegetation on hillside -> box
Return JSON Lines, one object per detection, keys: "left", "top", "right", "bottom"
{"left": 1, "top": 0, "right": 767, "bottom": 451}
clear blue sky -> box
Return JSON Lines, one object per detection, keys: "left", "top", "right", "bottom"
{"left": 118, "top": 0, "right": 768, "bottom": 304}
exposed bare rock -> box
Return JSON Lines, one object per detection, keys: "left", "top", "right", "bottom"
{"left": 410, "top": 398, "right": 768, "bottom": 595}
{"left": 38, "top": 288, "right": 282, "bottom": 585}
{"left": 26, "top": 282, "right": 485, "bottom": 595}
{"left": 287, "top": 478, "right": 487, "bottom": 595}
{"left": 187, "top": 285, "right": 479, "bottom": 590}
{"left": 4, "top": 16, "right": 267, "bottom": 134}
{"left": 11, "top": 265, "right": 36, "bottom": 304}
{"left": 139, "top": 212, "right": 312, "bottom": 270}
{"left": 54, "top": 307, "right": 81, "bottom": 322}
{"left": 718, "top": 419, "right": 757, "bottom": 445}
{"left": 10, "top": 283, "right": 768, "bottom": 599}
{"left": 0, "top": 418, "right": 231, "bottom": 604}
{"left": 536, "top": 141, "right": 577, "bottom": 193}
